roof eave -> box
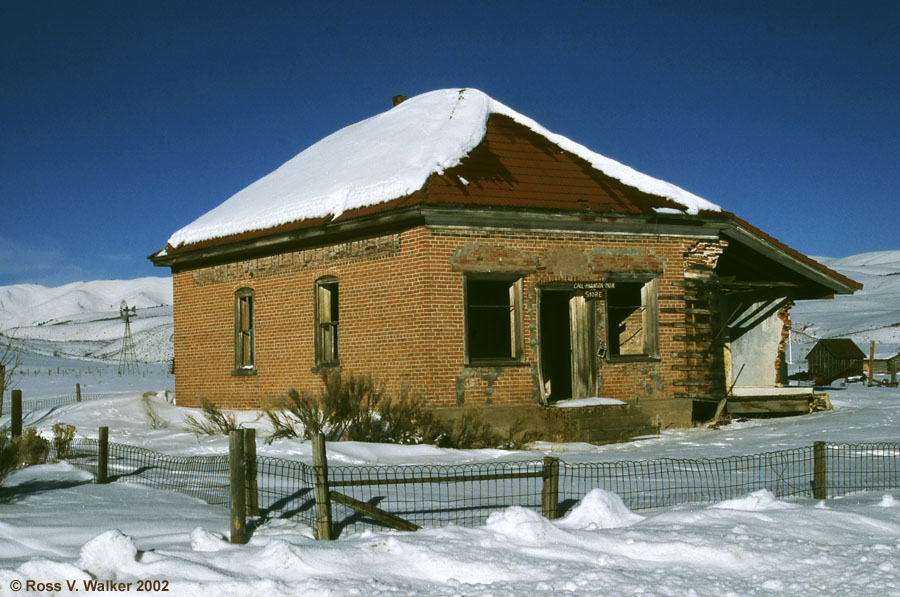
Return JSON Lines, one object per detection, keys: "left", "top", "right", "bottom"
{"left": 718, "top": 213, "right": 861, "bottom": 295}
{"left": 147, "top": 206, "right": 724, "bottom": 271}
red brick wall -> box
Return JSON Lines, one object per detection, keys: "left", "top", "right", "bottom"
{"left": 172, "top": 224, "right": 718, "bottom": 425}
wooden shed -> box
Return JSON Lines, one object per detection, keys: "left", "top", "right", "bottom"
{"left": 807, "top": 339, "right": 866, "bottom": 385}
{"left": 864, "top": 351, "right": 900, "bottom": 385}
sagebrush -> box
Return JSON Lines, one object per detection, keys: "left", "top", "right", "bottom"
{"left": 0, "top": 427, "right": 50, "bottom": 486}
{"left": 52, "top": 422, "right": 76, "bottom": 460}
{"left": 267, "top": 370, "right": 538, "bottom": 449}
{"left": 183, "top": 397, "right": 240, "bottom": 435}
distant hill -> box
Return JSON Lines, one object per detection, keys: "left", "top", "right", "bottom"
{"left": 0, "top": 277, "right": 173, "bottom": 363}
{"left": 791, "top": 250, "right": 900, "bottom": 363}
{"left": 0, "top": 251, "right": 896, "bottom": 368}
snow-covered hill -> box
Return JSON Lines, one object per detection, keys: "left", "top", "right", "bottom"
{"left": 0, "top": 277, "right": 173, "bottom": 363}
{"left": 0, "top": 249, "right": 896, "bottom": 368}
{"left": 791, "top": 250, "right": 900, "bottom": 362}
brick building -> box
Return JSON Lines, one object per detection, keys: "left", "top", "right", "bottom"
{"left": 150, "top": 89, "right": 860, "bottom": 441}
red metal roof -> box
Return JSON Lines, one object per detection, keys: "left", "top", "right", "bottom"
{"left": 155, "top": 114, "right": 860, "bottom": 294}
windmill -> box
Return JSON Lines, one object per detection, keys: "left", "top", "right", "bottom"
{"left": 118, "top": 300, "right": 139, "bottom": 375}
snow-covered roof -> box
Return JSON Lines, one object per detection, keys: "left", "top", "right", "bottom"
{"left": 167, "top": 88, "right": 721, "bottom": 249}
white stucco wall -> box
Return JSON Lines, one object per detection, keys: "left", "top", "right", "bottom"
{"left": 730, "top": 308, "right": 783, "bottom": 386}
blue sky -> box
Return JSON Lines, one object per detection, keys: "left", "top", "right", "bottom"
{"left": 1, "top": 1, "right": 898, "bottom": 286}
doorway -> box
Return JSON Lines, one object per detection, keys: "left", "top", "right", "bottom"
{"left": 539, "top": 289, "right": 594, "bottom": 403}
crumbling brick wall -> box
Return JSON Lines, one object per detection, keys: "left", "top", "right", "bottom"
{"left": 171, "top": 224, "right": 713, "bottom": 426}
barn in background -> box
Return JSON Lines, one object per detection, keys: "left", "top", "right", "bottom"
{"left": 807, "top": 339, "right": 867, "bottom": 385}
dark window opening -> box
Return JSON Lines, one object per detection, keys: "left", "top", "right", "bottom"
{"left": 606, "top": 279, "right": 658, "bottom": 358}
{"left": 466, "top": 277, "right": 522, "bottom": 363}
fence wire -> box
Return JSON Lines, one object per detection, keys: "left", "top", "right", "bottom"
{"left": 825, "top": 442, "right": 900, "bottom": 496}
{"left": 2, "top": 392, "right": 121, "bottom": 415}
{"left": 67, "top": 438, "right": 230, "bottom": 506}
{"left": 325, "top": 461, "right": 547, "bottom": 535}
{"left": 57, "top": 439, "right": 900, "bottom": 538}
{"left": 561, "top": 447, "right": 815, "bottom": 512}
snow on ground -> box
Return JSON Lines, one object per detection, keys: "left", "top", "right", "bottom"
{"left": 1, "top": 455, "right": 898, "bottom": 595}
{"left": 0, "top": 255, "right": 898, "bottom": 594}
{"left": 1, "top": 360, "right": 899, "bottom": 595}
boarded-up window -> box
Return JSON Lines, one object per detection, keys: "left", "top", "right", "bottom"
{"left": 234, "top": 288, "right": 255, "bottom": 371}
{"left": 465, "top": 277, "right": 523, "bottom": 363}
{"left": 606, "top": 278, "right": 658, "bottom": 358}
{"left": 315, "top": 277, "right": 340, "bottom": 365}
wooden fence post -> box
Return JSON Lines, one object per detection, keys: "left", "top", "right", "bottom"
{"left": 813, "top": 441, "right": 827, "bottom": 500}
{"left": 244, "top": 428, "right": 259, "bottom": 516}
{"left": 76, "top": 383, "right": 82, "bottom": 402}
{"left": 97, "top": 426, "right": 109, "bottom": 484}
{"left": 229, "top": 429, "right": 247, "bottom": 544}
{"left": 312, "top": 433, "right": 334, "bottom": 540}
{"left": 11, "top": 390, "right": 22, "bottom": 438}
{"left": 868, "top": 341, "right": 875, "bottom": 387}
{"left": 542, "top": 456, "right": 560, "bottom": 520}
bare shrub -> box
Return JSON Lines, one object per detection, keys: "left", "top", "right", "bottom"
{"left": 267, "top": 370, "right": 383, "bottom": 441}
{"left": 142, "top": 394, "right": 168, "bottom": 429}
{"left": 0, "top": 427, "right": 55, "bottom": 486}
{"left": 0, "top": 331, "right": 21, "bottom": 414}
{"left": 17, "top": 428, "right": 50, "bottom": 466}
{"left": 374, "top": 388, "right": 444, "bottom": 445}
{"left": 183, "top": 397, "right": 240, "bottom": 436}
{"left": 498, "top": 417, "right": 542, "bottom": 450}
{"left": 435, "top": 410, "right": 501, "bottom": 449}
{"left": 52, "top": 423, "right": 76, "bottom": 460}
{"left": 267, "top": 370, "right": 532, "bottom": 449}
{"left": 0, "top": 432, "right": 17, "bottom": 486}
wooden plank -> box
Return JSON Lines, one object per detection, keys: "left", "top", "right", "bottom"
{"left": 671, "top": 352, "right": 713, "bottom": 359}
{"left": 659, "top": 307, "right": 712, "bottom": 315}
{"left": 657, "top": 294, "right": 689, "bottom": 302}
{"left": 676, "top": 393, "right": 722, "bottom": 400}
{"left": 330, "top": 469, "right": 544, "bottom": 488}
{"left": 674, "top": 334, "right": 714, "bottom": 342}
{"left": 330, "top": 490, "right": 421, "bottom": 532}
{"left": 660, "top": 321, "right": 712, "bottom": 329}
{"left": 712, "top": 398, "right": 728, "bottom": 420}
{"left": 725, "top": 399, "right": 810, "bottom": 415}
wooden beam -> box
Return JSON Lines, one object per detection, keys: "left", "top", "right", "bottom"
{"left": 330, "top": 490, "right": 421, "bottom": 532}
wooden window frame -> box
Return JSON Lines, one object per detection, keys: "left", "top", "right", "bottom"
{"left": 314, "top": 276, "right": 340, "bottom": 367}
{"left": 463, "top": 275, "right": 525, "bottom": 366}
{"left": 604, "top": 276, "right": 660, "bottom": 362}
{"left": 233, "top": 287, "right": 256, "bottom": 375}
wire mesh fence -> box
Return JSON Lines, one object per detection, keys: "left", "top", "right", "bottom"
{"left": 57, "top": 438, "right": 900, "bottom": 538}
{"left": 1, "top": 391, "right": 121, "bottom": 416}
{"left": 325, "top": 460, "right": 548, "bottom": 535}
{"left": 825, "top": 442, "right": 900, "bottom": 496}
{"left": 560, "top": 447, "right": 816, "bottom": 512}
{"left": 66, "top": 438, "right": 231, "bottom": 506}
